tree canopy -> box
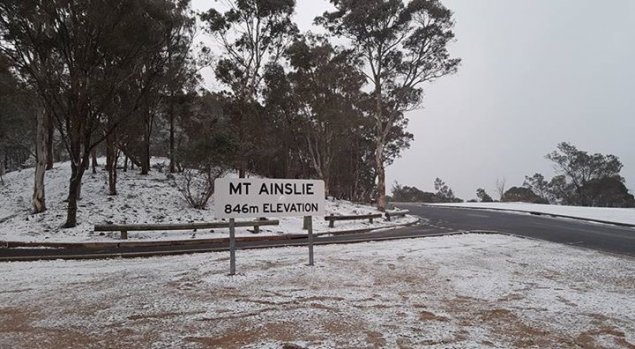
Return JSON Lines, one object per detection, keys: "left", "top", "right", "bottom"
{"left": 1, "top": 0, "right": 196, "bottom": 225}
{"left": 317, "top": 0, "right": 460, "bottom": 210}
{"left": 521, "top": 143, "right": 633, "bottom": 207}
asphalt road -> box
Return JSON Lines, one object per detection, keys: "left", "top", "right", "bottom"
{"left": 396, "top": 203, "right": 635, "bottom": 257}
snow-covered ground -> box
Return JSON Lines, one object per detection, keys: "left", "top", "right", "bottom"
{"left": 1, "top": 234, "right": 633, "bottom": 348}
{"left": 0, "top": 159, "right": 415, "bottom": 242}
{"left": 428, "top": 202, "right": 635, "bottom": 226}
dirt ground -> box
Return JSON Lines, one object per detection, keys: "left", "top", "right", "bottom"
{"left": 1, "top": 234, "right": 634, "bottom": 348}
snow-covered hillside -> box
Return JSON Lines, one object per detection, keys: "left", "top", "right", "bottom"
{"left": 427, "top": 202, "right": 635, "bottom": 226}
{"left": 0, "top": 159, "right": 415, "bottom": 242}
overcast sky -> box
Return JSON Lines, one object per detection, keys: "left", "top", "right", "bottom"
{"left": 194, "top": 0, "right": 635, "bottom": 200}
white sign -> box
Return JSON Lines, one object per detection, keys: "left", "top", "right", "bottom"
{"left": 214, "top": 178, "right": 325, "bottom": 219}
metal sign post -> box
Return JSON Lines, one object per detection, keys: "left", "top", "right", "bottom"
{"left": 306, "top": 215, "right": 314, "bottom": 266}
{"left": 229, "top": 218, "right": 236, "bottom": 275}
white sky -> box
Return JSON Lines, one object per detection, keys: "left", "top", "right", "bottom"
{"left": 193, "top": 0, "right": 635, "bottom": 200}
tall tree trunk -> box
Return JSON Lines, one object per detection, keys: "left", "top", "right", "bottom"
{"left": 238, "top": 159, "right": 246, "bottom": 178}
{"left": 64, "top": 163, "right": 81, "bottom": 227}
{"left": 141, "top": 110, "right": 151, "bottom": 175}
{"left": 77, "top": 145, "right": 89, "bottom": 200}
{"left": 32, "top": 109, "right": 47, "bottom": 213}
{"left": 123, "top": 155, "right": 128, "bottom": 172}
{"left": 169, "top": 95, "right": 176, "bottom": 173}
{"left": 111, "top": 150, "right": 118, "bottom": 195}
{"left": 105, "top": 142, "right": 112, "bottom": 172}
{"left": 64, "top": 150, "right": 89, "bottom": 228}
{"left": 142, "top": 134, "right": 150, "bottom": 175}
{"left": 374, "top": 142, "right": 386, "bottom": 211}
{"left": 83, "top": 145, "right": 90, "bottom": 171}
{"left": 63, "top": 114, "right": 89, "bottom": 227}
{"left": 0, "top": 145, "right": 5, "bottom": 185}
{"left": 108, "top": 161, "right": 117, "bottom": 195}
{"left": 46, "top": 110, "right": 54, "bottom": 170}
{"left": 91, "top": 149, "right": 97, "bottom": 174}
{"left": 321, "top": 166, "right": 331, "bottom": 198}
{"left": 106, "top": 134, "right": 117, "bottom": 195}
{"left": 374, "top": 85, "right": 386, "bottom": 211}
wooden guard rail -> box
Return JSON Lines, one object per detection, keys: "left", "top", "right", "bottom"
{"left": 324, "top": 213, "right": 383, "bottom": 228}
{"left": 384, "top": 209, "right": 409, "bottom": 221}
{"left": 94, "top": 219, "right": 280, "bottom": 240}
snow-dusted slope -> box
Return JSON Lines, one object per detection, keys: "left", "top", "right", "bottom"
{"left": 429, "top": 202, "right": 635, "bottom": 225}
{"left": 0, "top": 159, "right": 415, "bottom": 242}
{"left": 1, "top": 234, "right": 633, "bottom": 348}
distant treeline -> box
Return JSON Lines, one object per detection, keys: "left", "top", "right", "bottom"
{"left": 391, "top": 178, "right": 464, "bottom": 203}
{"left": 391, "top": 143, "right": 635, "bottom": 208}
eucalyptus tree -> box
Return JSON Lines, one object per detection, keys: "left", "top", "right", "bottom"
{"left": 476, "top": 188, "right": 493, "bottom": 203}
{"left": 0, "top": 0, "right": 194, "bottom": 227}
{"left": 105, "top": 0, "right": 195, "bottom": 192}
{"left": 545, "top": 142, "right": 625, "bottom": 206}
{"left": 286, "top": 35, "right": 366, "bottom": 195}
{"left": 200, "top": 0, "right": 298, "bottom": 177}
{"left": 318, "top": 0, "right": 460, "bottom": 210}
{"left": 260, "top": 62, "right": 304, "bottom": 179}
{"left": 546, "top": 142, "right": 623, "bottom": 194}
{"left": 163, "top": 11, "right": 198, "bottom": 174}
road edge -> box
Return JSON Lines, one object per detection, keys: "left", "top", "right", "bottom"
{"left": 410, "top": 203, "right": 635, "bottom": 229}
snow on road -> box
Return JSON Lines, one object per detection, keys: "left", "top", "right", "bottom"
{"left": 1, "top": 234, "right": 633, "bottom": 348}
{"left": 0, "top": 159, "right": 415, "bottom": 242}
{"left": 428, "top": 202, "right": 635, "bottom": 226}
